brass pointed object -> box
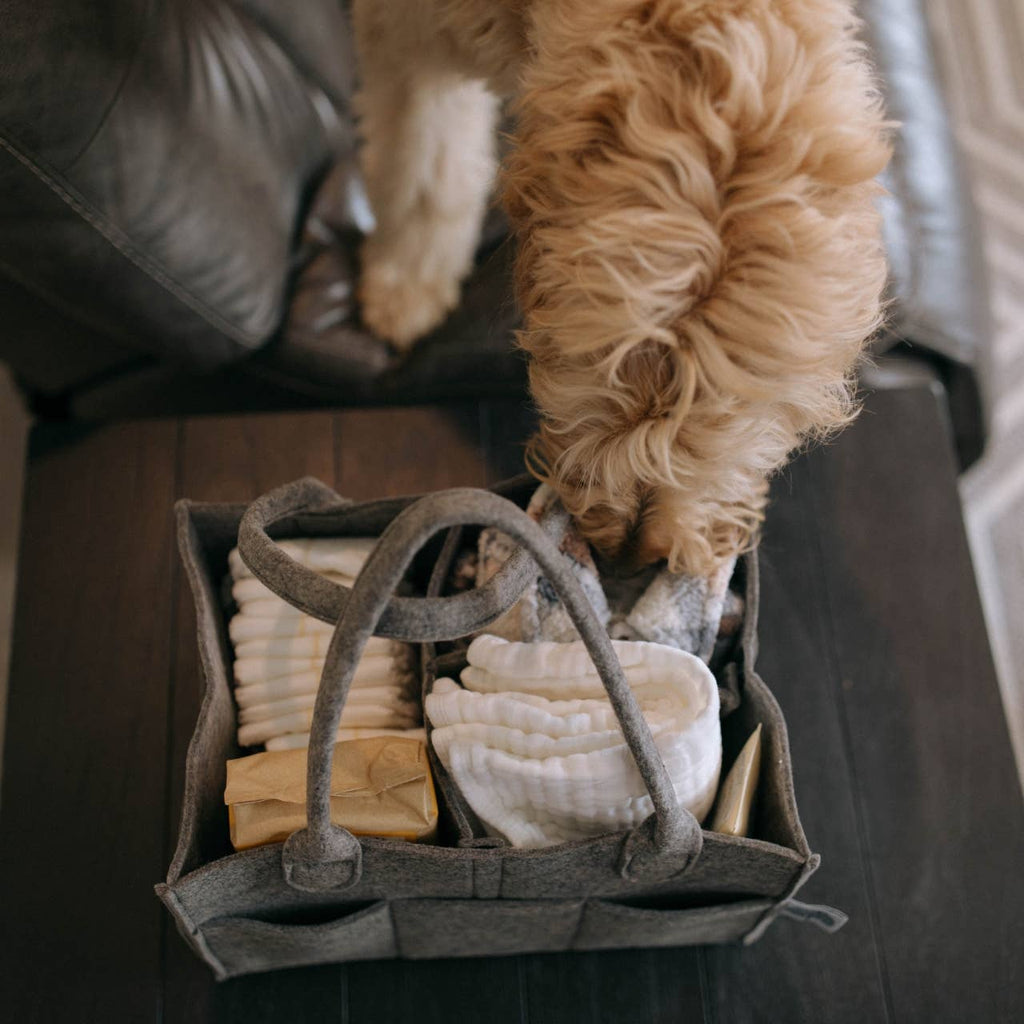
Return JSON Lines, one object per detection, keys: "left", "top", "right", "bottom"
{"left": 710, "top": 723, "right": 762, "bottom": 837}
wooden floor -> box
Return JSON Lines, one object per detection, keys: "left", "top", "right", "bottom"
{"left": 1, "top": 385, "right": 1022, "bottom": 1022}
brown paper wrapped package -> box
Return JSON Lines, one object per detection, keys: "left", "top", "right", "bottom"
{"left": 225, "top": 736, "right": 437, "bottom": 849}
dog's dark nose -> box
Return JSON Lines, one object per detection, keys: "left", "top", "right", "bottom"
{"left": 573, "top": 500, "right": 674, "bottom": 575}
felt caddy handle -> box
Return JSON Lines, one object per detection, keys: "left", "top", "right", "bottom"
{"left": 237, "top": 476, "right": 559, "bottom": 642}
{"left": 277, "top": 487, "right": 704, "bottom": 893}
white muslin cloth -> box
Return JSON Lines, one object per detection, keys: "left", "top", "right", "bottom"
{"left": 265, "top": 726, "right": 427, "bottom": 752}
{"left": 235, "top": 696, "right": 419, "bottom": 745}
{"left": 425, "top": 635, "right": 721, "bottom": 848}
{"left": 237, "top": 685, "right": 418, "bottom": 725}
{"left": 229, "top": 613, "right": 336, "bottom": 643}
{"left": 232, "top": 633, "right": 400, "bottom": 659}
{"left": 237, "top": 703, "right": 422, "bottom": 747}
{"left": 227, "top": 539, "right": 421, "bottom": 749}
{"left": 234, "top": 651, "right": 407, "bottom": 688}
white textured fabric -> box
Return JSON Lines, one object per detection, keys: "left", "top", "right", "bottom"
{"left": 229, "top": 613, "right": 335, "bottom": 643}
{"left": 425, "top": 637, "right": 721, "bottom": 848}
{"left": 227, "top": 539, "right": 420, "bottom": 750}
{"left": 232, "top": 669, "right": 407, "bottom": 708}
{"left": 265, "top": 727, "right": 427, "bottom": 752}
{"left": 234, "top": 651, "right": 406, "bottom": 687}
{"left": 237, "top": 685, "right": 417, "bottom": 724}
{"left": 233, "top": 633, "right": 400, "bottom": 659}
{"left": 237, "top": 704, "right": 421, "bottom": 747}
{"left": 460, "top": 634, "right": 705, "bottom": 698}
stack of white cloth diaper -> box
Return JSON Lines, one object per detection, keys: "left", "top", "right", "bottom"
{"left": 425, "top": 634, "right": 721, "bottom": 848}
{"left": 227, "top": 538, "right": 421, "bottom": 750}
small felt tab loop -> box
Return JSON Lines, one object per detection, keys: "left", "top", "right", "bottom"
{"left": 778, "top": 899, "right": 849, "bottom": 933}
{"left": 618, "top": 812, "right": 704, "bottom": 882}
{"left": 282, "top": 825, "right": 363, "bottom": 893}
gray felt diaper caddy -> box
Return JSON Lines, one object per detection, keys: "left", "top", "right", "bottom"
{"left": 157, "top": 476, "right": 846, "bottom": 979}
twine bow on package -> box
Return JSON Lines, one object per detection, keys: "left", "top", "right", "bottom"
{"left": 157, "top": 476, "right": 846, "bottom": 979}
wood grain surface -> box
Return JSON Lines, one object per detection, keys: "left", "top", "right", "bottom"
{"left": 1, "top": 387, "right": 1021, "bottom": 1022}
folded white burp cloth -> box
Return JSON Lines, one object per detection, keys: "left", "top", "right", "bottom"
{"left": 227, "top": 539, "right": 421, "bottom": 750}
{"left": 238, "top": 685, "right": 418, "bottom": 724}
{"left": 229, "top": 613, "right": 336, "bottom": 644}
{"left": 459, "top": 634, "right": 704, "bottom": 699}
{"left": 234, "top": 651, "right": 409, "bottom": 689}
{"left": 425, "top": 635, "right": 721, "bottom": 848}
{"left": 237, "top": 693, "right": 422, "bottom": 746}
{"left": 237, "top": 702, "right": 422, "bottom": 747}
{"left": 265, "top": 726, "right": 428, "bottom": 752}
{"left": 232, "top": 633, "right": 400, "bottom": 660}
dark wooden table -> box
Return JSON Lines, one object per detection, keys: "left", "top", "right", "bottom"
{"left": 2, "top": 381, "right": 1023, "bottom": 1022}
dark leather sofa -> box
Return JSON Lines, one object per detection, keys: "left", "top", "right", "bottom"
{"left": 0, "top": 0, "right": 992, "bottom": 467}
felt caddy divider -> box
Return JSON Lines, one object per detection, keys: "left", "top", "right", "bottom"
{"left": 158, "top": 476, "right": 845, "bottom": 980}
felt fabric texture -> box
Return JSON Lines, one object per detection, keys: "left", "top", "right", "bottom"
{"left": 231, "top": 572, "right": 355, "bottom": 605}
{"left": 159, "top": 477, "right": 841, "bottom": 979}
{"left": 229, "top": 537, "right": 377, "bottom": 582}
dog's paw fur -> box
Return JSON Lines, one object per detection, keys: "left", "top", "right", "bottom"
{"left": 358, "top": 260, "right": 459, "bottom": 350}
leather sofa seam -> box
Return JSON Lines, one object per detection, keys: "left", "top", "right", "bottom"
{"left": 0, "top": 132, "right": 263, "bottom": 347}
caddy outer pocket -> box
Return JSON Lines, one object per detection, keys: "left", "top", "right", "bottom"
{"left": 573, "top": 897, "right": 776, "bottom": 950}
{"left": 392, "top": 899, "right": 584, "bottom": 958}
{"left": 203, "top": 901, "right": 396, "bottom": 978}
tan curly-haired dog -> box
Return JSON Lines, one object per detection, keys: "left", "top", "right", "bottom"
{"left": 353, "top": 0, "right": 890, "bottom": 574}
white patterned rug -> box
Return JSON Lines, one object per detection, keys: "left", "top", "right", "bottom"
{"left": 929, "top": 0, "right": 1024, "bottom": 786}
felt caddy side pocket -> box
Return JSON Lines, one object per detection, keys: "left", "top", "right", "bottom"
{"left": 391, "top": 898, "right": 584, "bottom": 959}
{"left": 573, "top": 896, "right": 776, "bottom": 950}
{"left": 201, "top": 900, "right": 396, "bottom": 978}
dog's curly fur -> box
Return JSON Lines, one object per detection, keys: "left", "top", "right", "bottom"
{"left": 354, "top": 0, "right": 891, "bottom": 573}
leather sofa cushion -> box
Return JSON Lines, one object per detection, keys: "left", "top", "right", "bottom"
{"left": 0, "top": 0, "right": 353, "bottom": 370}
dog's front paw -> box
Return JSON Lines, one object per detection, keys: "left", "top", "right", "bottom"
{"left": 358, "top": 261, "right": 460, "bottom": 351}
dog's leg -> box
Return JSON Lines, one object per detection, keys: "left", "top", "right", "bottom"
{"left": 353, "top": 3, "right": 500, "bottom": 349}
